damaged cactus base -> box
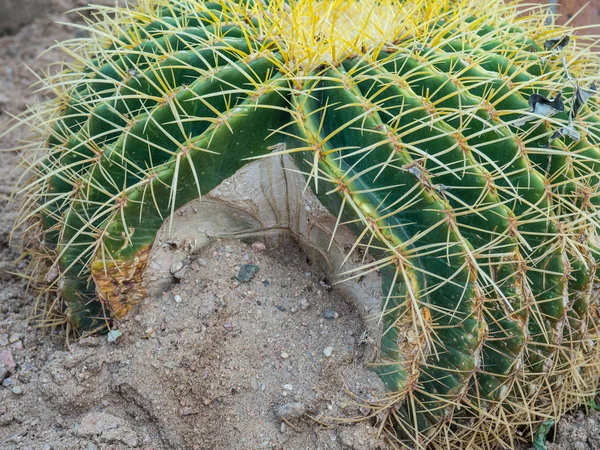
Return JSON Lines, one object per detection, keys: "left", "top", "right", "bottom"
{"left": 93, "top": 152, "right": 383, "bottom": 340}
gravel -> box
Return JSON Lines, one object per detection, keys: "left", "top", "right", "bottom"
{"left": 274, "top": 402, "right": 306, "bottom": 420}
{"left": 0, "top": 351, "right": 16, "bottom": 370}
{"left": 106, "top": 330, "right": 123, "bottom": 343}
{"left": 323, "top": 309, "right": 339, "bottom": 319}
{"left": 236, "top": 264, "right": 260, "bottom": 282}
{"left": 10, "top": 386, "right": 22, "bottom": 395}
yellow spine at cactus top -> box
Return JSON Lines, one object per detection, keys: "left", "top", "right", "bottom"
{"left": 14, "top": 0, "right": 600, "bottom": 449}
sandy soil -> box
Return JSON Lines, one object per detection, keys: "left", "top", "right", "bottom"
{"left": 0, "top": 235, "right": 387, "bottom": 449}
{"left": 1, "top": 2, "right": 600, "bottom": 450}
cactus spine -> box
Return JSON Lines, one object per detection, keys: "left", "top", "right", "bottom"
{"left": 13, "top": 0, "right": 600, "bottom": 447}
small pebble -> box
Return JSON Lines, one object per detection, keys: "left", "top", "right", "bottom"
{"left": 170, "top": 261, "right": 183, "bottom": 274}
{"left": 173, "top": 267, "right": 186, "bottom": 279}
{"left": 87, "top": 443, "right": 98, "bottom": 450}
{"left": 276, "top": 305, "right": 286, "bottom": 312}
{"left": 0, "top": 367, "right": 8, "bottom": 381}
{"left": 78, "top": 337, "right": 100, "bottom": 347}
{"left": 11, "top": 386, "right": 22, "bottom": 395}
{"left": 323, "top": 346, "right": 334, "bottom": 357}
{"left": 107, "top": 330, "right": 123, "bottom": 343}
{"left": 298, "top": 298, "right": 310, "bottom": 310}
{"left": 283, "top": 384, "right": 293, "bottom": 391}
{"left": 252, "top": 242, "right": 266, "bottom": 252}
{"left": 262, "top": 279, "right": 271, "bottom": 287}
{"left": 2, "top": 377, "right": 12, "bottom": 387}
{"left": 198, "top": 259, "right": 208, "bottom": 266}
{"left": 280, "top": 352, "right": 290, "bottom": 359}
{"left": 8, "top": 334, "right": 22, "bottom": 344}
{"left": 0, "top": 351, "right": 16, "bottom": 370}
{"left": 0, "top": 414, "right": 13, "bottom": 426}
{"left": 45, "top": 265, "right": 59, "bottom": 283}
{"left": 323, "top": 309, "right": 339, "bottom": 320}
{"left": 225, "top": 245, "right": 233, "bottom": 253}
{"left": 275, "top": 402, "right": 306, "bottom": 420}
{"left": 320, "top": 278, "right": 332, "bottom": 290}
{"left": 174, "top": 294, "right": 183, "bottom": 304}
{"left": 236, "top": 264, "right": 259, "bottom": 283}
{"left": 243, "top": 253, "right": 250, "bottom": 261}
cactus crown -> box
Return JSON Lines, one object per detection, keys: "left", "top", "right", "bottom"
{"left": 11, "top": 0, "right": 600, "bottom": 448}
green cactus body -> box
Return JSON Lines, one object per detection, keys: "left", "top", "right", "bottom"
{"left": 15, "top": 0, "right": 600, "bottom": 447}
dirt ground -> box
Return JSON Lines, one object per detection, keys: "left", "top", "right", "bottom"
{"left": 1, "top": 2, "right": 600, "bottom": 450}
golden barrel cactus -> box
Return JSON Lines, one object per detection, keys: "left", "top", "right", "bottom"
{"left": 11, "top": 0, "right": 600, "bottom": 448}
